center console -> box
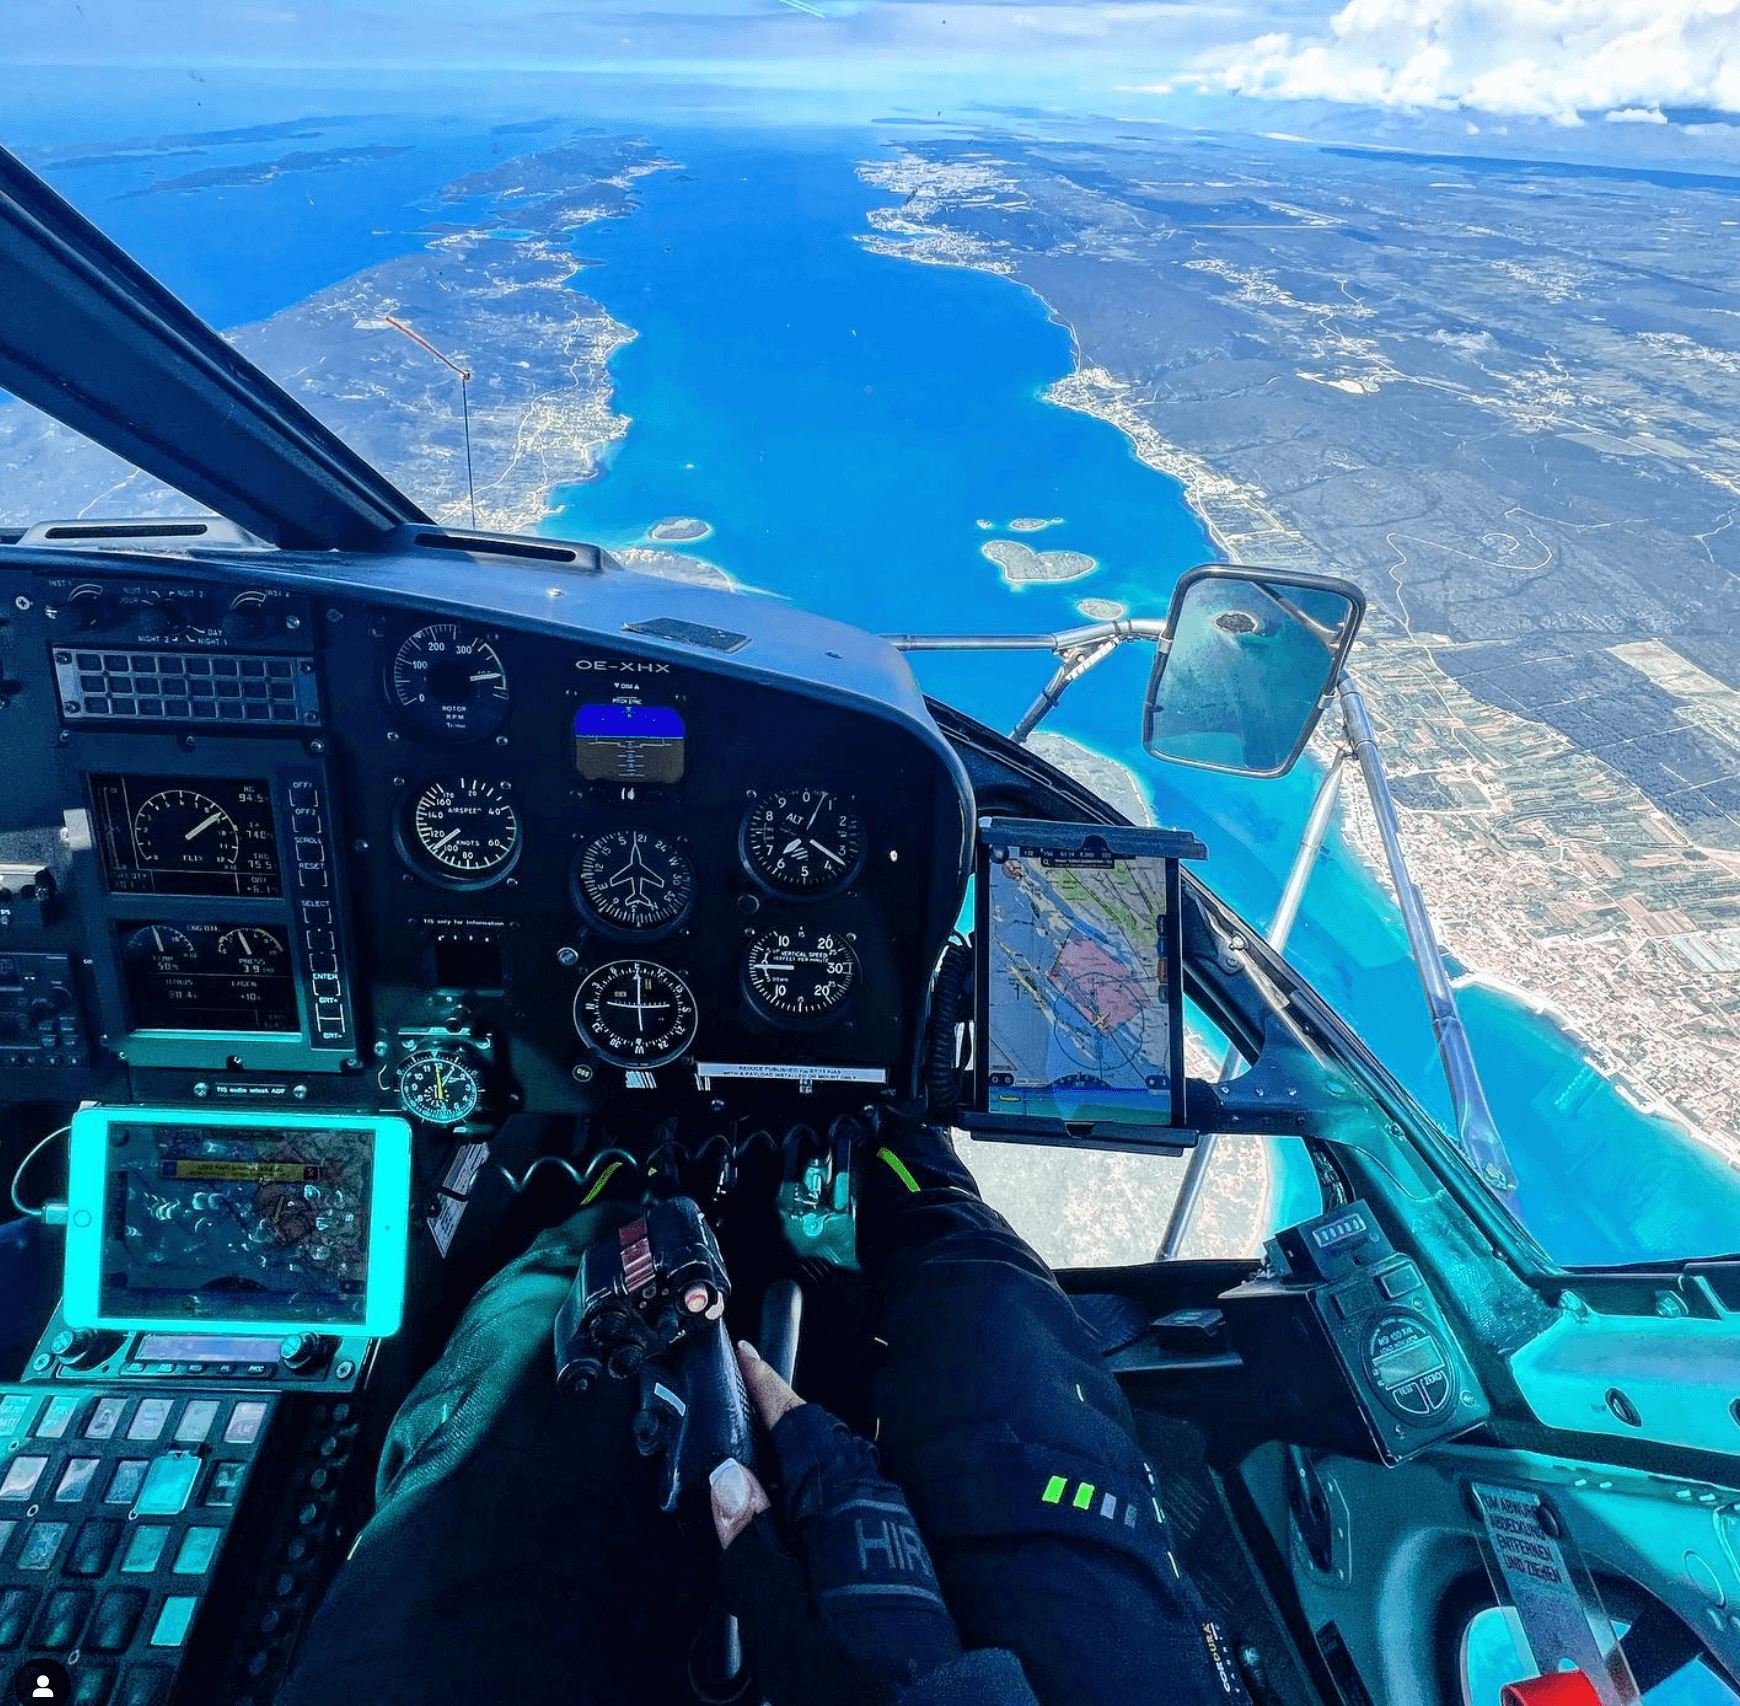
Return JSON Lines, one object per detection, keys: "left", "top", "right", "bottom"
{"left": 0, "top": 1375, "right": 361, "bottom": 1706}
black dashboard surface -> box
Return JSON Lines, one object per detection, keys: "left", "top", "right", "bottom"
{"left": 0, "top": 543, "right": 974, "bottom": 1126}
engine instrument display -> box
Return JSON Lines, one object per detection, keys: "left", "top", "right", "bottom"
{"left": 387, "top": 622, "right": 510, "bottom": 742}
{"left": 741, "top": 788, "right": 866, "bottom": 897}
{"left": 93, "top": 773, "right": 281, "bottom": 897}
{"left": 573, "top": 827, "right": 695, "bottom": 935}
{"left": 744, "top": 923, "right": 859, "bottom": 1025}
{"left": 573, "top": 703, "right": 685, "bottom": 786}
{"left": 400, "top": 776, "right": 521, "bottom": 886}
{"left": 122, "top": 921, "right": 297, "bottom": 1033}
{"left": 573, "top": 959, "right": 698, "bottom": 1068}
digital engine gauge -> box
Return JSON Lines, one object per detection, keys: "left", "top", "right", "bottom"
{"left": 574, "top": 828, "right": 695, "bottom": 936}
{"left": 741, "top": 788, "right": 866, "bottom": 897}
{"left": 399, "top": 776, "right": 521, "bottom": 887}
{"left": 573, "top": 960, "right": 698, "bottom": 1069}
{"left": 744, "top": 924, "right": 859, "bottom": 1026}
{"left": 396, "top": 1049, "right": 483, "bottom": 1126}
{"left": 387, "top": 622, "right": 510, "bottom": 743}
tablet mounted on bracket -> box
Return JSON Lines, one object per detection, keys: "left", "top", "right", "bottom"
{"left": 63, "top": 1106, "right": 411, "bottom": 1339}
{"left": 965, "top": 817, "right": 1206, "bottom": 1153}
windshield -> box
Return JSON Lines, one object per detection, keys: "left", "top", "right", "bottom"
{"left": 7, "top": 19, "right": 1740, "bottom": 1270}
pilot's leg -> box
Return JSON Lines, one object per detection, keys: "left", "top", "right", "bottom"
{"left": 278, "top": 1205, "right": 700, "bottom": 1706}
{"left": 856, "top": 1116, "right": 1247, "bottom": 1706}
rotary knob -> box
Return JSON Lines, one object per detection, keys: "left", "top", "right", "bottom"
{"left": 222, "top": 598, "right": 273, "bottom": 643}
{"left": 279, "top": 1332, "right": 334, "bottom": 1374}
{"left": 50, "top": 1327, "right": 121, "bottom": 1370}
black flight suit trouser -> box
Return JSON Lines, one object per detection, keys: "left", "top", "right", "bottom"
{"left": 278, "top": 1121, "right": 1244, "bottom": 1706}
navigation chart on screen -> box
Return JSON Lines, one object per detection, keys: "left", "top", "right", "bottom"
{"left": 103, "top": 1123, "right": 373, "bottom": 1322}
{"left": 985, "top": 849, "right": 1176, "bottom": 1127}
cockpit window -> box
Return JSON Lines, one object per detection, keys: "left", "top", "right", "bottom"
{"left": 1462, "top": 1604, "right": 1739, "bottom": 1706}
{"left": 8, "top": 49, "right": 1740, "bottom": 1276}
{"left": 0, "top": 397, "right": 212, "bottom": 533}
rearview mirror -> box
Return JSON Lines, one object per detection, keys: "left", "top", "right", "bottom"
{"left": 1143, "top": 565, "right": 1365, "bottom": 777}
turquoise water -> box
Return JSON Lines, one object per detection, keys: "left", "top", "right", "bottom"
{"left": 544, "top": 132, "right": 1740, "bottom": 1268}
{"left": 19, "top": 103, "right": 1740, "bottom": 1266}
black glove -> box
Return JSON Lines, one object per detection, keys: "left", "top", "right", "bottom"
{"left": 717, "top": 1401, "right": 962, "bottom": 1706}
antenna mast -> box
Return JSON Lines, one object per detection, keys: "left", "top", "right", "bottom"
{"left": 381, "top": 315, "right": 478, "bottom": 528}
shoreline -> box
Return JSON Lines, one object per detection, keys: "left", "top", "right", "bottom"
{"left": 852, "top": 145, "right": 1739, "bottom": 1172}
{"left": 1450, "top": 968, "right": 1732, "bottom": 1156}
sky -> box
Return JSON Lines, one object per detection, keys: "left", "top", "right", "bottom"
{"left": 10, "top": 0, "right": 1740, "bottom": 129}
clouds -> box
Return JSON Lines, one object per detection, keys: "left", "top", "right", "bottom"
{"left": 1168, "top": 0, "right": 1740, "bottom": 124}
{"left": 11, "top": 0, "right": 1739, "bottom": 127}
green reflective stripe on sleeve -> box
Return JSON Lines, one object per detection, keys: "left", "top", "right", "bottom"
{"left": 1074, "top": 1383, "right": 1085, "bottom": 1402}
{"left": 1041, "top": 1475, "right": 1068, "bottom": 1505}
{"left": 1073, "top": 1482, "right": 1096, "bottom": 1510}
{"left": 876, "top": 1147, "right": 921, "bottom": 1194}
{"left": 580, "top": 1161, "right": 623, "bottom": 1206}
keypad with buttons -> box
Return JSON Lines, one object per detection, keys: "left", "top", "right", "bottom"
{"left": 53, "top": 650, "right": 320, "bottom": 727}
{"left": 0, "top": 1386, "right": 273, "bottom": 1702}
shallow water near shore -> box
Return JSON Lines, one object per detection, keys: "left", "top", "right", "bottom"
{"left": 547, "top": 130, "right": 1740, "bottom": 1265}
{"left": 12, "top": 95, "right": 1733, "bottom": 1264}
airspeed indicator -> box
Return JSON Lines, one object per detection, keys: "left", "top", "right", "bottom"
{"left": 400, "top": 776, "right": 521, "bottom": 888}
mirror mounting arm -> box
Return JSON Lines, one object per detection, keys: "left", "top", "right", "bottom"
{"left": 887, "top": 620, "right": 1169, "bottom": 744}
{"left": 1336, "top": 676, "right": 1520, "bottom": 1199}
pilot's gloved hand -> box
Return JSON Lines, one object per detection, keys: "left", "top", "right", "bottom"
{"left": 711, "top": 1340, "right": 963, "bottom": 1706}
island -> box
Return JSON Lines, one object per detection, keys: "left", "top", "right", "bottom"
{"left": 1075, "top": 598, "right": 1127, "bottom": 621}
{"left": 861, "top": 131, "right": 1740, "bottom": 1159}
{"left": 1008, "top": 516, "right": 1063, "bottom": 532}
{"left": 981, "top": 538, "right": 1096, "bottom": 586}
{"left": 649, "top": 516, "right": 712, "bottom": 542}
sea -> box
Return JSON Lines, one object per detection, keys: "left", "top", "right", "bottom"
{"left": 12, "top": 85, "right": 1740, "bottom": 1267}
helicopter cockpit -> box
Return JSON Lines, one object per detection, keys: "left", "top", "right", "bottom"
{"left": 3, "top": 139, "right": 1740, "bottom": 1706}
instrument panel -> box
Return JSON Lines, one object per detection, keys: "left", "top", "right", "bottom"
{"left": 0, "top": 552, "right": 973, "bottom": 1127}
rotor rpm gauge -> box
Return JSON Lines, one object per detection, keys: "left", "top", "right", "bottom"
{"left": 387, "top": 622, "right": 511, "bottom": 742}
{"left": 572, "top": 960, "right": 698, "bottom": 1069}
{"left": 400, "top": 776, "right": 521, "bottom": 887}
{"left": 741, "top": 788, "right": 866, "bottom": 898}
{"left": 574, "top": 828, "right": 695, "bottom": 936}
{"left": 744, "top": 923, "right": 859, "bottom": 1026}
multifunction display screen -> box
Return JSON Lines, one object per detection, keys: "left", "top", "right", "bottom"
{"left": 98, "top": 1122, "right": 375, "bottom": 1325}
{"left": 92, "top": 773, "right": 281, "bottom": 897}
{"left": 121, "top": 921, "right": 298, "bottom": 1033}
{"left": 981, "top": 833, "right": 1185, "bottom": 1132}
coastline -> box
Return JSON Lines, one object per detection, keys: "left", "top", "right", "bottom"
{"left": 852, "top": 143, "right": 1740, "bottom": 1167}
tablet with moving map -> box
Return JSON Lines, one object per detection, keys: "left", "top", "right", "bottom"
{"left": 970, "top": 818, "right": 1204, "bottom": 1142}
{"left": 64, "top": 1107, "right": 410, "bottom": 1337}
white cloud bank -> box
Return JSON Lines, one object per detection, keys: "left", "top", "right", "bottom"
{"left": 1161, "top": 0, "right": 1740, "bottom": 124}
